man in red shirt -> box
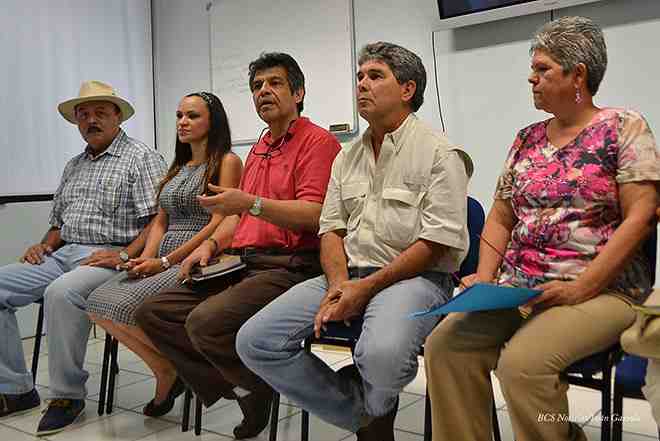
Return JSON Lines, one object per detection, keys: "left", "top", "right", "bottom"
{"left": 135, "top": 52, "right": 341, "bottom": 439}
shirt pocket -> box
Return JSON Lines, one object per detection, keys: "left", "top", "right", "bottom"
{"left": 341, "top": 181, "right": 369, "bottom": 230}
{"left": 96, "top": 175, "right": 124, "bottom": 216}
{"left": 376, "top": 187, "right": 425, "bottom": 248}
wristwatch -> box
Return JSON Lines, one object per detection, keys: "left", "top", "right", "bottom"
{"left": 119, "top": 249, "right": 130, "bottom": 263}
{"left": 249, "top": 196, "right": 263, "bottom": 217}
{"left": 160, "top": 256, "right": 171, "bottom": 270}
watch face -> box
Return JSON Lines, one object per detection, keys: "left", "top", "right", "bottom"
{"left": 119, "top": 251, "right": 129, "bottom": 262}
{"left": 249, "top": 197, "right": 262, "bottom": 216}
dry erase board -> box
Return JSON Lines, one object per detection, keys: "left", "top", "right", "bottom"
{"left": 209, "top": 0, "right": 358, "bottom": 144}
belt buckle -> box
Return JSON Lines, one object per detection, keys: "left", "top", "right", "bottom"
{"left": 241, "top": 247, "right": 259, "bottom": 258}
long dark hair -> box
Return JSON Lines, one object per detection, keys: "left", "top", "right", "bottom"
{"left": 158, "top": 92, "right": 232, "bottom": 197}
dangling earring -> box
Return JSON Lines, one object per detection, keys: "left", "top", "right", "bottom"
{"left": 575, "top": 87, "right": 582, "bottom": 104}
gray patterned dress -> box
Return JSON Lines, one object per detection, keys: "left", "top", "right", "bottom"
{"left": 87, "top": 164, "right": 210, "bottom": 325}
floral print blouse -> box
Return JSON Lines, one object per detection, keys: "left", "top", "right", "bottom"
{"left": 495, "top": 108, "right": 660, "bottom": 303}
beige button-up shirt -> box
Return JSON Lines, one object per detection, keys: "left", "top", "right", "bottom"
{"left": 319, "top": 114, "right": 473, "bottom": 273}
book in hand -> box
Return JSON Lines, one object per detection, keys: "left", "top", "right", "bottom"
{"left": 411, "top": 283, "right": 541, "bottom": 318}
{"left": 189, "top": 254, "right": 246, "bottom": 283}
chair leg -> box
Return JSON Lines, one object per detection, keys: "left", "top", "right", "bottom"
{"left": 194, "top": 395, "right": 203, "bottom": 435}
{"left": 300, "top": 338, "right": 312, "bottom": 441}
{"left": 106, "top": 338, "right": 119, "bottom": 414}
{"left": 182, "top": 388, "right": 192, "bottom": 432}
{"left": 601, "top": 364, "right": 613, "bottom": 441}
{"left": 424, "top": 389, "right": 432, "bottom": 441}
{"left": 269, "top": 391, "right": 280, "bottom": 441}
{"left": 31, "top": 302, "right": 45, "bottom": 382}
{"left": 612, "top": 383, "right": 624, "bottom": 441}
{"left": 492, "top": 400, "right": 501, "bottom": 441}
{"left": 97, "top": 333, "right": 113, "bottom": 416}
{"left": 301, "top": 409, "right": 309, "bottom": 441}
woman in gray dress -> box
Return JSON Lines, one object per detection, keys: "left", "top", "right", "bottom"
{"left": 87, "top": 92, "right": 242, "bottom": 416}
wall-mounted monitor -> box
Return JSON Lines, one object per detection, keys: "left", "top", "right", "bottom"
{"left": 437, "top": 0, "right": 604, "bottom": 29}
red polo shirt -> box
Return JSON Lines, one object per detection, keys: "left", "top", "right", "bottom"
{"left": 230, "top": 117, "right": 341, "bottom": 251}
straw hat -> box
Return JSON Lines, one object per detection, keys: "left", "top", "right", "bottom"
{"left": 58, "top": 80, "right": 135, "bottom": 124}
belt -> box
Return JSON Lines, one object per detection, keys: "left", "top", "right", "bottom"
{"left": 225, "top": 247, "right": 318, "bottom": 257}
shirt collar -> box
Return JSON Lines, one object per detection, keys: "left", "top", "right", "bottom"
{"left": 362, "top": 113, "right": 416, "bottom": 155}
{"left": 85, "top": 129, "right": 126, "bottom": 160}
{"left": 262, "top": 117, "right": 308, "bottom": 146}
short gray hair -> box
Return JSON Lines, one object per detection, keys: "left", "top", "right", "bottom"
{"left": 358, "top": 42, "right": 426, "bottom": 112}
{"left": 531, "top": 16, "right": 607, "bottom": 96}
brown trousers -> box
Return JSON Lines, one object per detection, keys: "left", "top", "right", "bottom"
{"left": 135, "top": 253, "right": 321, "bottom": 407}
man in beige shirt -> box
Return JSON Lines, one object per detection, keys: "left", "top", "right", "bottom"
{"left": 237, "top": 42, "right": 473, "bottom": 441}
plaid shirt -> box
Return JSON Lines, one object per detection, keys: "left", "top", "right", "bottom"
{"left": 49, "top": 129, "right": 166, "bottom": 245}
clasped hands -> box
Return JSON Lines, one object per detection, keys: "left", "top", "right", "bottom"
{"left": 313, "top": 279, "right": 373, "bottom": 338}
{"left": 197, "top": 183, "right": 254, "bottom": 216}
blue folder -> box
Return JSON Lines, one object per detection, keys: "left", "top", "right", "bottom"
{"left": 411, "top": 283, "right": 541, "bottom": 317}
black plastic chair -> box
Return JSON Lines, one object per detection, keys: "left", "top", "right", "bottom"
{"left": 294, "top": 196, "right": 486, "bottom": 441}
{"left": 181, "top": 387, "right": 281, "bottom": 439}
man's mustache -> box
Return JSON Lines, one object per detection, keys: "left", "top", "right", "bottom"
{"left": 87, "top": 126, "right": 102, "bottom": 134}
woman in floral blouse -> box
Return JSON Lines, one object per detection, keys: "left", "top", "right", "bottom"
{"left": 424, "top": 16, "right": 660, "bottom": 441}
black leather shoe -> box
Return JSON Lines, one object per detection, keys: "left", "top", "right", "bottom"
{"left": 143, "top": 377, "right": 185, "bottom": 417}
{"left": 356, "top": 396, "right": 399, "bottom": 441}
{"left": 233, "top": 390, "right": 273, "bottom": 439}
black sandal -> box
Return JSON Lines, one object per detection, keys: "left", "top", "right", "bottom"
{"left": 143, "top": 377, "right": 185, "bottom": 417}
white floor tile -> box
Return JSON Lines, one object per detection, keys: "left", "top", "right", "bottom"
{"left": 121, "top": 360, "right": 153, "bottom": 376}
{"left": 491, "top": 373, "right": 507, "bottom": 409}
{"left": 494, "top": 409, "right": 515, "bottom": 441}
{"left": 584, "top": 397, "right": 658, "bottom": 438}
{"left": 95, "top": 377, "right": 157, "bottom": 411}
{"left": 200, "top": 401, "right": 302, "bottom": 438}
{"left": 47, "top": 410, "right": 174, "bottom": 441}
{"left": 257, "top": 410, "right": 351, "bottom": 441}
{"left": 131, "top": 425, "right": 229, "bottom": 440}
{"left": 394, "top": 395, "right": 426, "bottom": 434}
{"left": 340, "top": 429, "right": 424, "bottom": 441}
{"left": 402, "top": 365, "right": 427, "bottom": 396}
{"left": 583, "top": 424, "right": 657, "bottom": 440}
{"left": 0, "top": 424, "right": 40, "bottom": 441}
{"left": 567, "top": 386, "right": 603, "bottom": 426}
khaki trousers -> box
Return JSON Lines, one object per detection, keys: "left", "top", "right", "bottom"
{"left": 424, "top": 293, "right": 635, "bottom": 441}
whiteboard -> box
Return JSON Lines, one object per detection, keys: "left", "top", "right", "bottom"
{"left": 209, "top": 0, "right": 358, "bottom": 144}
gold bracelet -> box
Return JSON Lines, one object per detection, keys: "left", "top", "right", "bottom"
{"left": 206, "top": 237, "right": 218, "bottom": 253}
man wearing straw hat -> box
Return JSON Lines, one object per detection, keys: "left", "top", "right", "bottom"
{"left": 0, "top": 81, "right": 166, "bottom": 435}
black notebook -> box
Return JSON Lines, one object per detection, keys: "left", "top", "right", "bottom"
{"left": 190, "top": 254, "right": 246, "bottom": 283}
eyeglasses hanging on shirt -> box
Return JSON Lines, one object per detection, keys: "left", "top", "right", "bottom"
{"left": 249, "top": 122, "right": 294, "bottom": 160}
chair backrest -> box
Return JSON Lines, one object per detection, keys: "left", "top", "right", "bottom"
{"left": 458, "top": 196, "right": 486, "bottom": 279}
{"left": 643, "top": 227, "right": 657, "bottom": 286}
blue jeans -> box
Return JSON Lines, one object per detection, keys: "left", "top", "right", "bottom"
{"left": 237, "top": 270, "right": 451, "bottom": 431}
{"left": 0, "top": 244, "right": 116, "bottom": 398}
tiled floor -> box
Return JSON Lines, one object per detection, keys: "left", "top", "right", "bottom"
{"left": 2, "top": 334, "right": 657, "bottom": 440}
